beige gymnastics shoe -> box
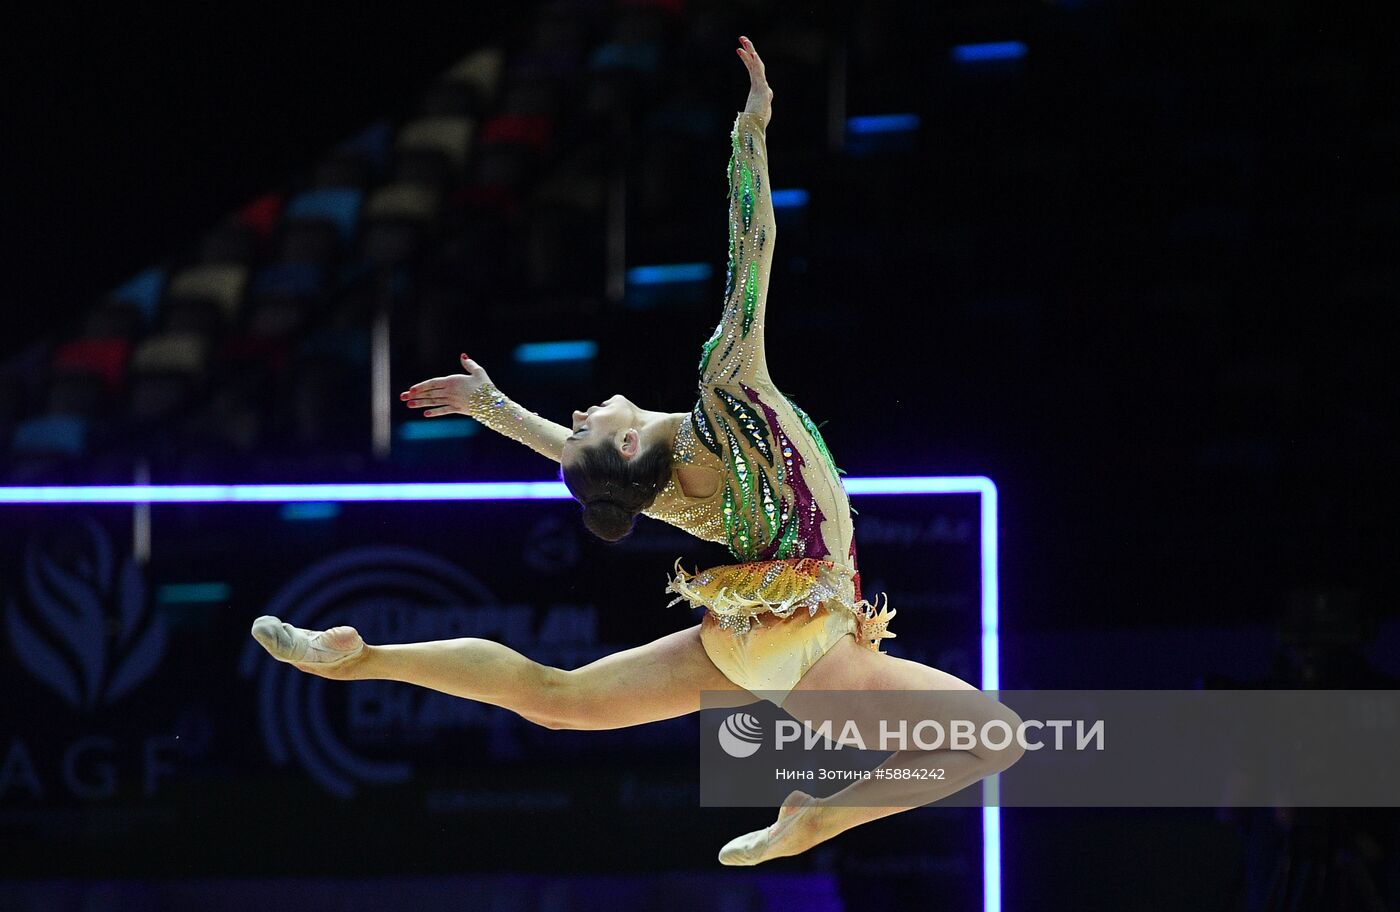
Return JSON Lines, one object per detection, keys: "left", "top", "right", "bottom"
{"left": 251, "top": 615, "right": 365, "bottom": 668}
{"left": 718, "top": 789, "right": 822, "bottom": 866}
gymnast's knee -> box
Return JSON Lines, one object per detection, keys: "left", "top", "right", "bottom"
{"left": 527, "top": 666, "right": 604, "bottom": 731}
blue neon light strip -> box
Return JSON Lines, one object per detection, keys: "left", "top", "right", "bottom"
{"left": 155, "top": 582, "right": 231, "bottom": 603}
{"left": 0, "top": 476, "right": 991, "bottom": 503}
{"left": 951, "top": 41, "right": 1027, "bottom": 62}
{"left": 0, "top": 482, "right": 563, "bottom": 502}
{"left": 979, "top": 479, "right": 1002, "bottom": 912}
{"left": 280, "top": 502, "right": 342, "bottom": 521}
{"left": 626, "top": 263, "right": 712, "bottom": 285}
{"left": 846, "top": 114, "right": 920, "bottom": 135}
{"left": 0, "top": 473, "right": 1000, "bottom": 912}
{"left": 770, "top": 189, "right": 809, "bottom": 209}
{"left": 512, "top": 340, "right": 598, "bottom": 363}
{"left": 397, "top": 420, "right": 478, "bottom": 441}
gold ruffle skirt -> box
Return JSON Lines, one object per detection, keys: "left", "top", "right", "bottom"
{"left": 665, "top": 557, "right": 896, "bottom": 701}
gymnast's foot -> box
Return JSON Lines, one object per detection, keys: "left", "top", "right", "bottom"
{"left": 251, "top": 615, "right": 366, "bottom": 678}
{"left": 718, "top": 789, "right": 825, "bottom": 866}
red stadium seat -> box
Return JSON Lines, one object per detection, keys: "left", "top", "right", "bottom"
{"left": 52, "top": 338, "right": 131, "bottom": 394}
{"left": 480, "top": 114, "right": 554, "bottom": 155}
{"left": 236, "top": 193, "right": 284, "bottom": 239}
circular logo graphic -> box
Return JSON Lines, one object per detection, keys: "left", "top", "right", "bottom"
{"left": 237, "top": 545, "right": 496, "bottom": 798}
{"left": 717, "top": 711, "right": 764, "bottom": 758}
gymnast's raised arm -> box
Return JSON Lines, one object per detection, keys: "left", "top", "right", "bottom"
{"left": 400, "top": 354, "right": 570, "bottom": 464}
{"left": 699, "top": 36, "right": 777, "bottom": 389}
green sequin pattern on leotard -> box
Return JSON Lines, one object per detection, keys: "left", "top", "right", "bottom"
{"left": 737, "top": 137, "right": 754, "bottom": 235}
{"left": 742, "top": 259, "right": 759, "bottom": 338}
{"left": 719, "top": 421, "right": 757, "bottom": 557}
{"left": 713, "top": 387, "right": 773, "bottom": 466}
{"left": 787, "top": 396, "right": 845, "bottom": 481}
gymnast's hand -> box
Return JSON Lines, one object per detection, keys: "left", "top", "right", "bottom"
{"left": 737, "top": 35, "right": 773, "bottom": 129}
{"left": 399, "top": 354, "right": 493, "bottom": 417}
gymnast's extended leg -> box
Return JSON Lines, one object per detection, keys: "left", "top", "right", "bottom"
{"left": 715, "top": 635, "right": 1026, "bottom": 865}
{"left": 251, "top": 617, "right": 756, "bottom": 730}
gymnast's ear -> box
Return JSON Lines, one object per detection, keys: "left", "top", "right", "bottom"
{"left": 619, "top": 428, "right": 641, "bottom": 459}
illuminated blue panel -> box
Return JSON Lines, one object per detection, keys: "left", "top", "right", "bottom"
{"left": 770, "top": 189, "right": 809, "bottom": 210}
{"left": 280, "top": 502, "right": 342, "bottom": 521}
{"left": 626, "top": 263, "right": 712, "bottom": 285}
{"left": 156, "top": 582, "right": 231, "bottom": 604}
{"left": 951, "top": 41, "right": 1028, "bottom": 63}
{"left": 513, "top": 341, "right": 598, "bottom": 363}
{"left": 397, "top": 420, "right": 478, "bottom": 441}
{"left": 1, "top": 473, "right": 1001, "bottom": 911}
{"left": 846, "top": 114, "right": 921, "bottom": 136}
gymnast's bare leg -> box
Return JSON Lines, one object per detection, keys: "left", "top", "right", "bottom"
{"left": 251, "top": 616, "right": 755, "bottom": 730}
{"left": 714, "top": 634, "right": 1026, "bottom": 866}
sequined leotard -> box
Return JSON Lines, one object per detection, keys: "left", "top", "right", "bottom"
{"left": 465, "top": 111, "right": 895, "bottom": 706}
{"left": 641, "top": 111, "right": 895, "bottom": 703}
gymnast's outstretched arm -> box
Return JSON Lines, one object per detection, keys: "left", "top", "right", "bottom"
{"left": 400, "top": 354, "right": 569, "bottom": 464}
{"left": 700, "top": 38, "right": 777, "bottom": 390}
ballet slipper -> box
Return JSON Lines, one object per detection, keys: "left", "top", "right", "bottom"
{"left": 251, "top": 615, "right": 365, "bottom": 668}
{"left": 718, "top": 790, "right": 820, "bottom": 866}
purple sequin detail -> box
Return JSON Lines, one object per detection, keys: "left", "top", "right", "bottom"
{"left": 740, "top": 382, "right": 830, "bottom": 561}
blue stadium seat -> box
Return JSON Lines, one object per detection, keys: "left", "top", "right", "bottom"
{"left": 109, "top": 267, "right": 166, "bottom": 326}
{"left": 586, "top": 42, "right": 661, "bottom": 74}
{"left": 250, "top": 262, "right": 327, "bottom": 300}
{"left": 12, "top": 414, "right": 88, "bottom": 457}
{"left": 279, "top": 189, "right": 363, "bottom": 265}
{"left": 314, "top": 122, "right": 393, "bottom": 189}
{"left": 336, "top": 120, "right": 394, "bottom": 175}
{"left": 283, "top": 188, "right": 363, "bottom": 244}
{"left": 243, "top": 263, "right": 326, "bottom": 336}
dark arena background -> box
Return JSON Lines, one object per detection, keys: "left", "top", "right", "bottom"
{"left": 4, "top": 2, "right": 1398, "bottom": 911}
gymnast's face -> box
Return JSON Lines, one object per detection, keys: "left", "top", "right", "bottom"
{"left": 562, "top": 395, "right": 639, "bottom": 465}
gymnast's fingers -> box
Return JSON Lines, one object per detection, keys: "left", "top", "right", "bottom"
{"left": 740, "top": 36, "right": 764, "bottom": 72}
{"left": 401, "top": 378, "right": 447, "bottom": 400}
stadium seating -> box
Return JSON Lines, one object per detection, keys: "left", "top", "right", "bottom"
{"left": 279, "top": 187, "right": 364, "bottom": 264}
{"left": 162, "top": 264, "right": 249, "bottom": 335}
{"left": 127, "top": 331, "right": 208, "bottom": 424}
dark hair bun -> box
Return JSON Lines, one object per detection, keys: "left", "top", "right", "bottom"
{"left": 582, "top": 499, "right": 636, "bottom": 542}
{"left": 561, "top": 437, "right": 672, "bottom": 543}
